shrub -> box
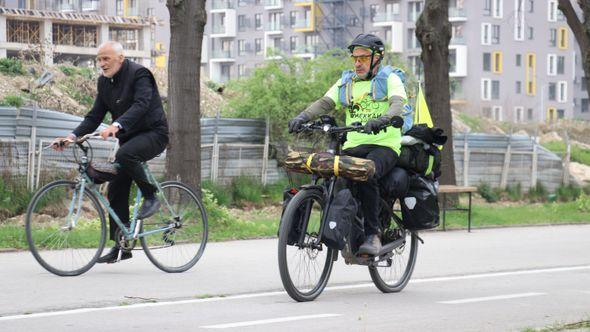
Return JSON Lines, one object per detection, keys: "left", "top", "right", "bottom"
{"left": 577, "top": 192, "right": 590, "bottom": 212}
{"left": 477, "top": 183, "right": 498, "bottom": 203}
{"left": 231, "top": 176, "right": 263, "bottom": 206}
{"left": 0, "top": 95, "right": 25, "bottom": 108}
{"left": 506, "top": 183, "right": 523, "bottom": 201}
{"left": 0, "top": 58, "right": 26, "bottom": 76}
{"left": 528, "top": 181, "right": 548, "bottom": 203}
{"left": 202, "top": 180, "right": 232, "bottom": 206}
{"left": 201, "top": 188, "right": 233, "bottom": 228}
{"left": 556, "top": 184, "right": 582, "bottom": 202}
{"left": 0, "top": 176, "right": 32, "bottom": 220}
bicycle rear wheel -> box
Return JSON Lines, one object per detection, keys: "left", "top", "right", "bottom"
{"left": 278, "top": 188, "right": 334, "bottom": 302}
{"left": 25, "top": 180, "right": 107, "bottom": 276}
{"left": 140, "top": 181, "right": 208, "bottom": 273}
{"left": 368, "top": 199, "right": 418, "bottom": 293}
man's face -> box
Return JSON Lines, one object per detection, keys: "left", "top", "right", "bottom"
{"left": 96, "top": 44, "right": 124, "bottom": 78}
{"left": 351, "top": 47, "right": 380, "bottom": 79}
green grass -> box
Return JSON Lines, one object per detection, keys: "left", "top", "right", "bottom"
{"left": 521, "top": 318, "right": 590, "bottom": 331}
{"left": 542, "top": 141, "right": 590, "bottom": 166}
{"left": 0, "top": 58, "right": 26, "bottom": 76}
{"left": 442, "top": 201, "right": 590, "bottom": 229}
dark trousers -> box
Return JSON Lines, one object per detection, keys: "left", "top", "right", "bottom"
{"left": 343, "top": 144, "right": 398, "bottom": 236}
{"left": 108, "top": 130, "right": 168, "bottom": 241}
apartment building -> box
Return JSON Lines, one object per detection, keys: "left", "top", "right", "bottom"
{"left": 0, "top": 0, "right": 160, "bottom": 67}
{"left": 198, "top": 0, "right": 588, "bottom": 123}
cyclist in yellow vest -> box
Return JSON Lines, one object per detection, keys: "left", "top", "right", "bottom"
{"left": 288, "top": 34, "right": 409, "bottom": 256}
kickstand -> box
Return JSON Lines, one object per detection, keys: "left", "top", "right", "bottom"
{"left": 116, "top": 249, "right": 123, "bottom": 262}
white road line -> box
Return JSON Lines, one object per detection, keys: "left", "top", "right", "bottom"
{"left": 439, "top": 292, "right": 546, "bottom": 304}
{"left": 200, "top": 314, "right": 341, "bottom": 329}
{"left": 1, "top": 264, "right": 589, "bottom": 322}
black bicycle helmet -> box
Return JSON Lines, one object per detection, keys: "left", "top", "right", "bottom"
{"left": 348, "top": 33, "right": 385, "bottom": 54}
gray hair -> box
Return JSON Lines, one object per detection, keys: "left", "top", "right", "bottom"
{"left": 98, "top": 41, "right": 124, "bottom": 55}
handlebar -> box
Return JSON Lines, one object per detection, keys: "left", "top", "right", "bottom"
{"left": 47, "top": 132, "right": 105, "bottom": 150}
{"left": 295, "top": 115, "right": 403, "bottom": 135}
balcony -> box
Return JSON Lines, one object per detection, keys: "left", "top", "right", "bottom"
{"left": 264, "top": 0, "right": 283, "bottom": 10}
{"left": 294, "top": 18, "right": 314, "bottom": 32}
{"left": 212, "top": 0, "right": 236, "bottom": 10}
{"left": 450, "top": 36, "right": 466, "bottom": 45}
{"left": 210, "top": 11, "right": 237, "bottom": 38}
{"left": 372, "top": 12, "right": 401, "bottom": 27}
{"left": 449, "top": 7, "right": 467, "bottom": 22}
{"left": 211, "top": 49, "right": 235, "bottom": 61}
{"left": 266, "top": 21, "right": 285, "bottom": 33}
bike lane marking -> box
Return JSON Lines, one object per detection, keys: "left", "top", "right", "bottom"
{"left": 1, "top": 264, "right": 589, "bottom": 322}
{"left": 199, "top": 314, "right": 342, "bottom": 329}
{"left": 437, "top": 292, "right": 546, "bottom": 305}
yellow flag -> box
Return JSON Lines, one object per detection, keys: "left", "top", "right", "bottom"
{"left": 414, "top": 84, "right": 434, "bottom": 128}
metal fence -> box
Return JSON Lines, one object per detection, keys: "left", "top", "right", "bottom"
{"left": 0, "top": 107, "right": 281, "bottom": 188}
{"left": 453, "top": 133, "right": 565, "bottom": 192}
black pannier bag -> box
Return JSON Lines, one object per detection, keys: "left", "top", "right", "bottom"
{"left": 322, "top": 188, "right": 358, "bottom": 250}
{"left": 87, "top": 162, "right": 119, "bottom": 184}
{"left": 278, "top": 188, "right": 304, "bottom": 245}
{"left": 397, "top": 139, "right": 442, "bottom": 178}
{"left": 400, "top": 175, "right": 440, "bottom": 230}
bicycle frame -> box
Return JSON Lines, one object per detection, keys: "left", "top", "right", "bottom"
{"left": 64, "top": 136, "right": 179, "bottom": 241}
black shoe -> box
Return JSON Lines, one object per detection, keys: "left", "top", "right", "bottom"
{"left": 138, "top": 196, "right": 161, "bottom": 219}
{"left": 358, "top": 234, "right": 382, "bottom": 256}
{"left": 96, "top": 246, "right": 132, "bottom": 264}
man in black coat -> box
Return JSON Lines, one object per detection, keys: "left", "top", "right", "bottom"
{"left": 52, "top": 41, "right": 169, "bottom": 263}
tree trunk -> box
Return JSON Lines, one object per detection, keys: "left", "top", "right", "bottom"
{"left": 558, "top": 0, "right": 590, "bottom": 99}
{"left": 415, "top": 0, "right": 456, "bottom": 187}
{"left": 166, "top": 0, "right": 207, "bottom": 194}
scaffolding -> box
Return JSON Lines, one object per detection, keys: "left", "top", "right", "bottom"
{"left": 315, "top": 0, "right": 364, "bottom": 51}
{"left": 109, "top": 27, "right": 139, "bottom": 50}
{"left": 7, "top": 19, "right": 41, "bottom": 44}
{"left": 53, "top": 24, "right": 98, "bottom": 47}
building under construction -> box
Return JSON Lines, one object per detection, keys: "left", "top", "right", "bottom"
{"left": 0, "top": 0, "right": 161, "bottom": 66}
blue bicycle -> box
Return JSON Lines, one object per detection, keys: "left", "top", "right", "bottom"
{"left": 25, "top": 132, "right": 208, "bottom": 276}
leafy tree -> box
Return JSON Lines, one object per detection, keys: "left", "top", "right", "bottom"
{"left": 558, "top": 0, "right": 590, "bottom": 99}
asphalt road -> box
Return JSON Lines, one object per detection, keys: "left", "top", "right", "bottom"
{"left": 1, "top": 224, "right": 589, "bottom": 331}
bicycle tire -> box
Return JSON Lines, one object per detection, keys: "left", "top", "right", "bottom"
{"left": 368, "top": 199, "right": 419, "bottom": 293}
{"left": 140, "top": 181, "right": 208, "bottom": 273}
{"left": 25, "top": 180, "right": 107, "bottom": 276}
{"left": 278, "top": 187, "right": 334, "bottom": 302}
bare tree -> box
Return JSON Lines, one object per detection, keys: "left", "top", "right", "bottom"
{"left": 558, "top": 0, "right": 590, "bottom": 98}
{"left": 415, "top": 0, "right": 456, "bottom": 187}
{"left": 166, "top": 0, "right": 207, "bottom": 193}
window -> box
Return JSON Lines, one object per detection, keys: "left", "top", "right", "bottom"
{"left": 290, "top": 36, "right": 298, "bottom": 52}
{"left": 408, "top": 56, "right": 423, "bottom": 76}
{"left": 238, "top": 15, "right": 248, "bottom": 32}
{"left": 516, "top": 54, "right": 522, "bottom": 66}
{"left": 492, "top": 80, "right": 500, "bottom": 99}
{"left": 483, "top": 53, "right": 492, "bottom": 71}
{"left": 484, "top": 0, "right": 492, "bottom": 16}
{"left": 516, "top": 81, "right": 522, "bottom": 94}
{"left": 82, "top": 0, "right": 100, "bottom": 11}
{"left": 255, "top": 38, "right": 262, "bottom": 55}
{"left": 483, "top": 107, "right": 492, "bottom": 118}
{"left": 290, "top": 11, "right": 297, "bottom": 28}
{"left": 492, "top": 25, "right": 500, "bottom": 44}
{"left": 557, "top": 56, "right": 565, "bottom": 74}
{"left": 493, "top": 106, "right": 503, "bottom": 121}
{"left": 255, "top": 14, "right": 262, "bottom": 30}
{"left": 557, "top": 81, "right": 567, "bottom": 103}
{"left": 548, "top": 83, "right": 557, "bottom": 100}
{"left": 408, "top": 1, "right": 422, "bottom": 21}
{"left": 407, "top": 28, "right": 419, "bottom": 49}
{"left": 482, "top": 78, "right": 491, "bottom": 100}
{"left": 528, "top": 27, "right": 534, "bottom": 40}
{"left": 370, "top": 4, "right": 379, "bottom": 22}
{"left": 557, "top": 109, "right": 565, "bottom": 119}
{"left": 238, "top": 39, "right": 246, "bottom": 56}
{"left": 493, "top": 51, "right": 502, "bottom": 73}
{"left": 582, "top": 77, "right": 587, "bottom": 91}
{"left": 558, "top": 27, "right": 568, "bottom": 49}
{"left": 237, "top": 64, "right": 245, "bottom": 78}
{"left": 515, "top": 106, "right": 524, "bottom": 122}
{"left": 481, "top": 23, "right": 492, "bottom": 45}
{"left": 528, "top": 0, "right": 534, "bottom": 13}
{"left": 514, "top": 0, "right": 525, "bottom": 41}
{"left": 527, "top": 108, "right": 534, "bottom": 120}
{"left": 548, "top": 0, "right": 557, "bottom": 22}
{"left": 526, "top": 53, "right": 536, "bottom": 95}
{"left": 493, "top": 0, "right": 503, "bottom": 18}
{"left": 547, "top": 54, "right": 557, "bottom": 76}
{"left": 549, "top": 28, "right": 557, "bottom": 47}
{"left": 582, "top": 98, "right": 589, "bottom": 113}
{"left": 547, "top": 108, "right": 557, "bottom": 123}
{"left": 449, "top": 49, "right": 457, "bottom": 73}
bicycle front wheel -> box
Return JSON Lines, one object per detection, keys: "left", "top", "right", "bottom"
{"left": 140, "top": 181, "right": 208, "bottom": 273}
{"left": 368, "top": 199, "right": 419, "bottom": 293}
{"left": 25, "top": 180, "right": 107, "bottom": 276}
{"left": 278, "top": 187, "right": 334, "bottom": 302}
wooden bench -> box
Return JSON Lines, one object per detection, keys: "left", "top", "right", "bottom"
{"left": 439, "top": 185, "right": 478, "bottom": 232}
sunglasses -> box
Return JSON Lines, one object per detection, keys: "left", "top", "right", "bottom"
{"left": 350, "top": 55, "right": 373, "bottom": 64}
